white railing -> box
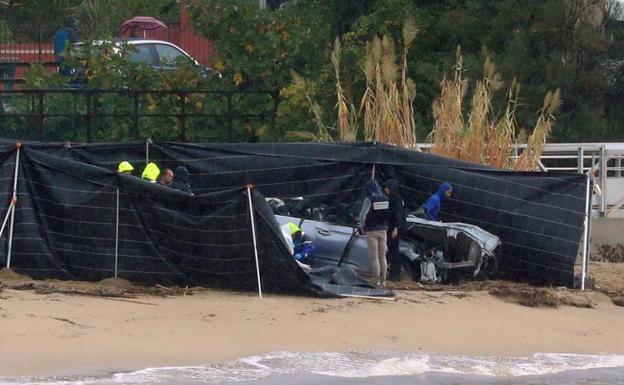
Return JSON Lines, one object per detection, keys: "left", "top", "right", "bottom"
{"left": 417, "top": 143, "right": 624, "bottom": 218}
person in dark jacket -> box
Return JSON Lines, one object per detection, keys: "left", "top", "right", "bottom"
{"left": 170, "top": 166, "right": 193, "bottom": 195}
{"left": 422, "top": 182, "right": 452, "bottom": 221}
{"left": 358, "top": 179, "right": 390, "bottom": 287}
{"left": 383, "top": 179, "right": 406, "bottom": 281}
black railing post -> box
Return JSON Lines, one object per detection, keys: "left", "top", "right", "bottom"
{"left": 271, "top": 90, "right": 280, "bottom": 140}
{"left": 179, "top": 91, "right": 187, "bottom": 141}
{"left": 36, "top": 91, "right": 44, "bottom": 140}
{"left": 227, "top": 92, "right": 234, "bottom": 142}
{"left": 38, "top": 27, "right": 42, "bottom": 63}
{"left": 85, "top": 90, "right": 92, "bottom": 142}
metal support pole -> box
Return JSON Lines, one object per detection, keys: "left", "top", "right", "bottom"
{"left": 584, "top": 187, "right": 593, "bottom": 286}
{"left": 145, "top": 139, "right": 151, "bottom": 165}
{"left": 7, "top": 144, "right": 20, "bottom": 269}
{"left": 577, "top": 146, "right": 584, "bottom": 174}
{"left": 0, "top": 201, "right": 14, "bottom": 244}
{"left": 114, "top": 188, "right": 120, "bottom": 279}
{"left": 599, "top": 145, "right": 606, "bottom": 216}
{"left": 246, "top": 185, "right": 263, "bottom": 298}
{"left": 581, "top": 176, "right": 591, "bottom": 291}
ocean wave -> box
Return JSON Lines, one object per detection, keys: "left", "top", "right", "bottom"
{"left": 2, "top": 351, "right": 624, "bottom": 384}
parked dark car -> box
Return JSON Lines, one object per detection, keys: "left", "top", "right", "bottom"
{"left": 268, "top": 198, "right": 500, "bottom": 283}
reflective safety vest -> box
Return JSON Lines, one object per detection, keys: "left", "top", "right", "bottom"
{"left": 365, "top": 194, "right": 389, "bottom": 231}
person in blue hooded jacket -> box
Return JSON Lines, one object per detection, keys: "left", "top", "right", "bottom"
{"left": 422, "top": 182, "right": 452, "bottom": 221}
{"left": 54, "top": 16, "right": 79, "bottom": 76}
{"left": 358, "top": 179, "right": 390, "bottom": 287}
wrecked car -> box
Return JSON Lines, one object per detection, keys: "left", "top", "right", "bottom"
{"left": 268, "top": 197, "right": 500, "bottom": 283}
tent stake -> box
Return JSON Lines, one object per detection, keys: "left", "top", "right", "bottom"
{"left": 114, "top": 188, "right": 120, "bottom": 279}
{"left": 6, "top": 144, "right": 20, "bottom": 269}
{"left": 581, "top": 175, "right": 591, "bottom": 290}
{"left": 246, "top": 185, "right": 263, "bottom": 298}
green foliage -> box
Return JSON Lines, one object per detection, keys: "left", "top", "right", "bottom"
{"left": 186, "top": 0, "right": 330, "bottom": 91}
{"left": 0, "top": 19, "right": 10, "bottom": 43}
{"left": 2, "top": 0, "right": 81, "bottom": 39}
{"left": 4, "top": 0, "right": 623, "bottom": 143}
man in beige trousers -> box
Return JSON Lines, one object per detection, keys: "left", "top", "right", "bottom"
{"left": 358, "top": 179, "right": 390, "bottom": 287}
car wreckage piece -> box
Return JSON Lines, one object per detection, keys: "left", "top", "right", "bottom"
{"left": 399, "top": 216, "right": 500, "bottom": 283}
{"left": 269, "top": 197, "right": 500, "bottom": 284}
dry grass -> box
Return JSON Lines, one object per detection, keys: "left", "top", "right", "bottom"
{"left": 385, "top": 277, "right": 596, "bottom": 309}
{"left": 331, "top": 37, "right": 358, "bottom": 142}
{"left": 318, "top": 17, "right": 420, "bottom": 147}
{"left": 513, "top": 89, "right": 561, "bottom": 171}
{"left": 488, "top": 284, "right": 594, "bottom": 308}
{"left": 0, "top": 268, "right": 196, "bottom": 298}
{"left": 593, "top": 244, "right": 624, "bottom": 263}
{"left": 429, "top": 47, "right": 561, "bottom": 170}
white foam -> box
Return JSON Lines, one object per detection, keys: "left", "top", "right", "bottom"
{"left": 303, "top": 351, "right": 624, "bottom": 378}
{"left": 2, "top": 351, "right": 624, "bottom": 384}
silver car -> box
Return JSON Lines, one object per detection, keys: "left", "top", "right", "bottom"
{"left": 271, "top": 199, "right": 500, "bottom": 283}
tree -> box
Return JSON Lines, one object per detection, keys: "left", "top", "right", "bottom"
{"left": 187, "top": 0, "right": 330, "bottom": 92}
{"left": 1, "top": 0, "right": 82, "bottom": 40}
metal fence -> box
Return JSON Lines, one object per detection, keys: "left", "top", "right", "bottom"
{"left": 0, "top": 89, "right": 279, "bottom": 142}
{"left": 0, "top": 24, "right": 56, "bottom": 90}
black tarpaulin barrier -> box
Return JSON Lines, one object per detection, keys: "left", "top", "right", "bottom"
{"left": 0, "top": 145, "right": 391, "bottom": 297}
{"left": 144, "top": 142, "right": 587, "bottom": 287}
{"left": 0, "top": 140, "right": 588, "bottom": 288}
{"left": 0, "top": 144, "right": 17, "bottom": 256}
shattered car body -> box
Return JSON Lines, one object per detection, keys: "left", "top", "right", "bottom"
{"left": 269, "top": 198, "right": 500, "bottom": 283}
{"left": 398, "top": 216, "right": 500, "bottom": 282}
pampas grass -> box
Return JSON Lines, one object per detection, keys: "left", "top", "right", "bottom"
{"left": 331, "top": 37, "right": 358, "bottom": 142}
{"left": 429, "top": 47, "right": 560, "bottom": 170}
{"left": 292, "top": 17, "right": 419, "bottom": 146}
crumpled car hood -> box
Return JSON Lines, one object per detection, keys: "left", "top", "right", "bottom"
{"left": 405, "top": 215, "right": 500, "bottom": 256}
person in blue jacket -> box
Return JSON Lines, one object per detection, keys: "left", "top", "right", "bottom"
{"left": 422, "top": 182, "right": 452, "bottom": 221}
{"left": 54, "top": 16, "right": 79, "bottom": 76}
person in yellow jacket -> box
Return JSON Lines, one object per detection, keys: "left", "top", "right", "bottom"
{"left": 141, "top": 162, "right": 160, "bottom": 183}
{"left": 117, "top": 161, "right": 134, "bottom": 174}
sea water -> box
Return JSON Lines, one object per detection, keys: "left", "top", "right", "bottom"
{"left": 2, "top": 351, "right": 624, "bottom": 385}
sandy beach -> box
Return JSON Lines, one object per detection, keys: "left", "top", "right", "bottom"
{"left": 1, "top": 264, "right": 623, "bottom": 378}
